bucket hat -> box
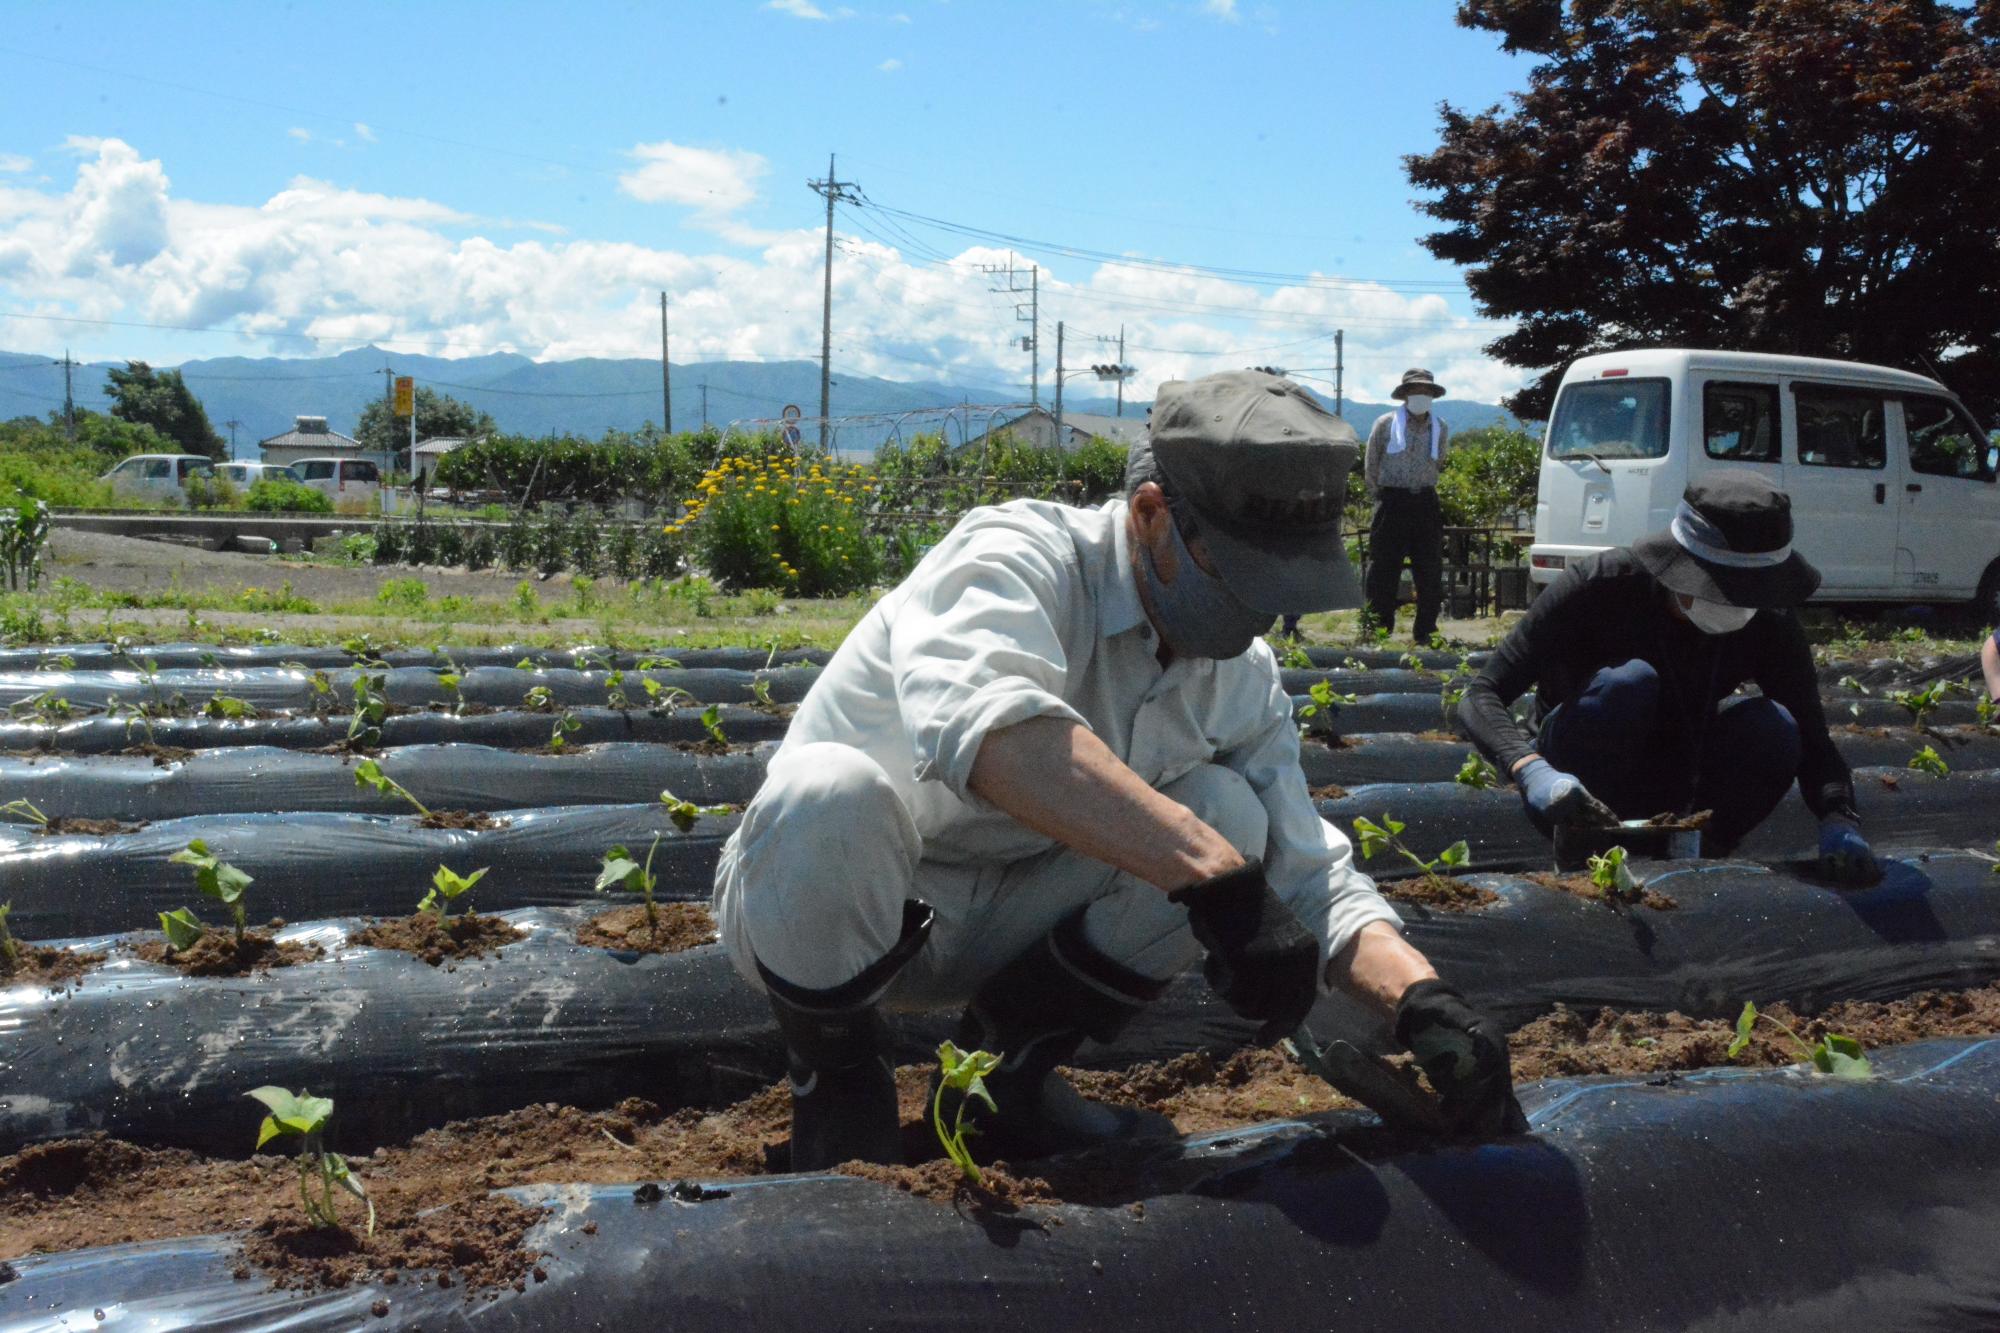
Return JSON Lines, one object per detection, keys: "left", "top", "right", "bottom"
{"left": 1630, "top": 470, "right": 1822, "bottom": 608}
{"left": 1390, "top": 368, "right": 1447, "bottom": 401}
{"left": 1137, "top": 369, "right": 1362, "bottom": 613}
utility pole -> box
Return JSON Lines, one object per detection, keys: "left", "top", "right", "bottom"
{"left": 223, "top": 419, "right": 241, "bottom": 460}
{"left": 1053, "top": 320, "right": 1065, "bottom": 448}
{"left": 699, "top": 382, "right": 709, "bottom": 426}
{"left": 659, "top": 291, "right": 672, "bottom": 434}
{"left": 981, "top": 256, "right": 1040, "bottom": 405}
{"left": 1334, "top": 330, "right": 1345, "bottom": 418}
{"left": 1116, "top": 325, "right": 1126, "bottom": 417}
{"left": 807, "top": 153, "right": 860, "bottom": 451}
{"left": 379, "top": 366, "right": 396, "bottom": 460}
{"left": 54, "top": 350, "right": 76, "bottom": 440}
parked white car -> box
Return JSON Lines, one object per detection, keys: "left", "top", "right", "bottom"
{"left": 215, "top": 461, "right": 303, "bottom": 488}
{"left": 1531, "top": 349, "right": 2000, "bottom": 616}
{"left": 289, "top": 457, "right": 382, "bottom": 510}
{"left": 100, "top": 454, "right": 215, "bottom": 505}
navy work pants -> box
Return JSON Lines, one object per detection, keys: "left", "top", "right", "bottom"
{"left": 1365, "top": 488, "right": 1444, "bottom": 639}
{"left": 1535, "top": 659, "right": 1802, "bottom": 853}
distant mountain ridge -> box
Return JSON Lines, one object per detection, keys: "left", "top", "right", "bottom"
{"left": 0, "top": 348, "right": 1515, "bottom": 458}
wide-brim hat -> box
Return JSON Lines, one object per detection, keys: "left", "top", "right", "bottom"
{"left": 1630, "top": 470, "right": 1821, "bottom": 608}
{"left": 1390, "top": 368, "right": 1447, "bottom": 401}
{"left": 1142, "top": 370, "right": 1363, "bottom": 613}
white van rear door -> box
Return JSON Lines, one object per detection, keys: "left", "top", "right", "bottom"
{"left": 1785, "top": 381, "right": 1898, "bottom": 592}
{"left": 1894, "top": 394, "right": 2000, "bottom": 597}
{"left": 1537, "top": 376, "right": 1677, "bottom": 557}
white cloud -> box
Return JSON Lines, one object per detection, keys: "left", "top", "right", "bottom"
{"left": 0, "top": 138, "right": 1517, "bottom": 406}
{"left": 618, "top": 140, "right": 780, "bottom": 244}
{"left": 354, "top": 122, "right": 377, "bottom": 143}
{"left": 877, "top": 57, "right": 902, "bottom": 71}
{"left": 0, "top": 154, "right": 30, "bottom": 174}
{"left": 764, "top": 0, "right": 828, "bottom": 17}
{"left": 287, "top": 127, "right": 312, "bottom": 143}
{"left": 1202, "top": 0, "right": 1238, "bottom": 18}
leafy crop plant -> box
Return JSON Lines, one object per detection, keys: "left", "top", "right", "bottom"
{"left": 659, "top": 788, "right": 733, "bottom": 832}
{"left": 419, "top": 864, "right": 489, "bottom": 921}
{"left": 353, "top": 758, "right": 431, "bottom": 819}
{"left": 248, "top": 1087, "right": 374, "bottom": 1235}
{"left": 1352, "top": 814, "right": 1470, "bottom": 892}
{"left": 1727, "top": 1002, "right": 1871, "bottom": 1079}
{"left": 596, "top": 835, "right": 664, "bottom": 938}
{"left": 1585, "top": 846, "right": 1645, "bottom": 904}
{"left": 1455, "top": 753, "right": 1501, "bottom": 790}
{"left": 933, "top": 1041, "right": 1002, "bottom": 1185}
{"left": 166, "top": 839, "right": 253, "bottom": 946}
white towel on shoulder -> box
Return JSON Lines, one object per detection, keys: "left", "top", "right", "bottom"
{"left": 1387, "top": 407, "right": 1441, "bottom": 459}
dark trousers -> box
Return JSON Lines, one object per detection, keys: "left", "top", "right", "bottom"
{"left": 1536, "top": 659, "right": 1802, "bottom": 853}
{"left": 1366, "top": 488, "right": 1443, "bottom": 638}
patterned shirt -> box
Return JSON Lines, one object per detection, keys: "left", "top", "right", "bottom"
{"left": 1364, "top": 410, "right": 1452, "bottom": 492}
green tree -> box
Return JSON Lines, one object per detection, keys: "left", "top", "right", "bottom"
{"left": 104, "top": 362, "right": 226, "bottom": 460}
{"left": 354, "top": 386, "right": 497, "bottom": 454}
{"left": 1436, "top": 425, "right": 1541, "bottom": 528}
{"left": 1408, "top": 0, "right": 2000, "bottom": 420}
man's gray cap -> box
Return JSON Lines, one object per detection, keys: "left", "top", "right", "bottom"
{"left": 1140, "top": 369, "right": 1362, "bottom": 614}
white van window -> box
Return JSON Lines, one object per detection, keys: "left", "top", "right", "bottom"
{"left": 1547, "top": 379, "right": 1670, "bottom": 461}
{"left": 299, "top": 461, "right": 335, "bottom": 481}
{"left": 140, "top": 459, "right": 172, "bottom": 480}
{"left": 343, "top": 460, "right": 380, "bottom": 483}
{"left": 1703, "top": 382, "right": 1780, "bottom": 462}
{"left": 1794, "top": 385, "right": 1886, "bottom": 469}
{"left": 1904, "top": 395, "right": 1995, "bottom": 483}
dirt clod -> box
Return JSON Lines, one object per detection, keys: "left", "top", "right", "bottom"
{"left": 0, "top": 944, "right": 106, "bottom": 989}
{"left": 242, "top": 1195, "right": 543, "bottom": 1296}
{"left": 1381, "top": 875, "right": 1499, "bottom": 912}
{"left": 1524, "top": 872, "right": 1679, "bottom": 912}
{"left": 133, "top": 929, "right": 321, "bottom": 977}
{"left": 39, "top": 817, "right": 145, "bottom": 837}
{"left": 417, "top": 810, "right": 505, "bottom": 831}
{"left": 836, "top": 1158, "right": 1056, "bottom": 1207}
{"left": 575, "top": 903, "right": 716, "bottom": 954}
{"left": 349, "top": 913, "right": 525, "bottom": 967}
{"left": 1309, "top": 783, "right": 1350, "bottom": 801}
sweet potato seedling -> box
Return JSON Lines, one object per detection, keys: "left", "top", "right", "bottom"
{"left": 1455, "top": 753, "right": 1501, "bottom": 790}
{"left": 749, "top": 677, "right": 776, "bottom": 710}
{"left": 1279, "top": 640, "right": 1313, "bottom": 670}
{"left": 933, "top": 1040, "right": 1002, "bottom": 1185}
{"left": 659, "top": 788, "right": 733, "bottom": 832}
{"left": 1908, "top": 745, "right": 1950, "bottom": 778}
{"left": 642, "top": 678, "right": 695, "bottom": 710}
{"left": 169, "top": 839, "right": 254, "bottom": 944}
{"left": 347, "top": 673, "right": 389, "bottom": 749}
{"left": 353, "top": 758, "right": 431, "bottom": 818}
{"left": 418, "top": 864, "right": 489, "bottom": 921}
{"left": 1887, "top": 680, "right": 1954, "bottom": 733}
{"left": 1586, "top": 846, "right": 1646, "bottom": 904}
{"left": 699, "top": 705, "right": 728, "bottom": 747}
{"left": 203, "top": 693, "right": 252, "bottom": 721}
{"left": 158, "top": 906, "right": 205, "bottom": 952}
{"left": 550, "top": 708, "right": 582, "bottom": 751}
{"left": 0, "top": 799, "right": 49, "bottom": 828}
{"left": 523, "top": 684, "right": 556, "bottom": 713}
{"left": 595, "top": 835, "right": 663, "bottom": 937}
{"left": 1297, "top": 678, "right": 1358, "bottom": 739}
{"left": 1352, "top": 814, "right": 1470, "bottom": 893}
{"left": 1727, "top": 1001, "right": 1872, "bottom": 1079}
{"left": 248, "top": 1086, "right": 374, "bottom": 1235}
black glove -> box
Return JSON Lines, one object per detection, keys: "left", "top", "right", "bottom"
{"left": 1171, "top": 861, "right": 1321, "bottom": 1045}
{"left": 1393, "top": 979, "right": 1530, "bottom": 1137}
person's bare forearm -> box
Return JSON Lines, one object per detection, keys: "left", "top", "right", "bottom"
{"left": 1983, "top": 635, "right": 2000, "bottom": 703}
{"left": 967, "top": 716, "right": 1243, "bottom": 891}
{"left": 1330, "top": 921, "right": 1438, "bottom": 1018}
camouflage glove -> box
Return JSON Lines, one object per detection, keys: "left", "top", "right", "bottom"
{"left": 1394, "top": 979, "right": 1529, "bottom": 1137}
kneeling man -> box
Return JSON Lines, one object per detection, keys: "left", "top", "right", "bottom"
{"left": 714, "top": 371, "right": 1522, "bottom": 1171}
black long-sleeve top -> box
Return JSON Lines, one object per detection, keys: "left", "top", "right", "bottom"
{"left": 1458, "top": 549, "right": 1858, "bottom": 823}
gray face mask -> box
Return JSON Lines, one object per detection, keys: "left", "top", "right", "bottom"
{"left": 1139, "top": 510, "right": 1274, "bottom": 660}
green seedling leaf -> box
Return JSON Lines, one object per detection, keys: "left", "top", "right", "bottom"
{"left": 1908, "top": 745, "right": 1949, "bottom": 778}
{"left": 1436, "top": 840, "right": 1471, "bottom": 869}
{"left": 1454, "top": 753, "right": 1500, "bottom": 790}
{"left": 0, "top": 900, "right": 16, "bottom": 970}
{"left": 1587, "top": 846, "right": 1645, "bottom": 901}
{"left": 0, "top": 799, "right": 49, "bottom": 828}
{"left": 933, "top": 1040, "right": 1004, "bottom": 1184}
{"left": 203, "top": 693, "right": 251, "bottom": 720}
{"left": 1813, "top": 1033, "right": 1873, "bottom": 1079}
{"left": 248, "top": 1086, "right": 335, "bottom": 1146}
{"left": 170, "top": 839, "right": 252, "bottom": 906}
{"left": 420, "top": 864, "right": 488, "bottom": 919}
{"left": 699, "top": 704, "right": 728, "bottom": 747}
{"left": 159, "top": 906, "right": 205, "bottom": 951}
{"left": 524, "top": 684, "right": 555, "bottom": 712}
{"left": 1727, "top": 1001, "right": 1758, "bottom": 1059}
{"left": 659, "top": 788, "right": 732, "bottom": 832}
{"left": 595, "top": 845, "right": 649, "bottom": 894}
{"left": 352, "top": 758, "right": 430, "bottom": 817}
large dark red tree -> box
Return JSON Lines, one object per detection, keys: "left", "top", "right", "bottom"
{"left": 1408, "top": 0, "right": 2000, "bottom": 419}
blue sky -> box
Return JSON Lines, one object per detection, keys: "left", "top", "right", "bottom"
{"left": 0, "top": 0, "right": 1533, "bottom": 403}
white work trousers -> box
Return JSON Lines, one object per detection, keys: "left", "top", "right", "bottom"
{"left": 712, "top": 741, "right": 1270, "bottom": 1007}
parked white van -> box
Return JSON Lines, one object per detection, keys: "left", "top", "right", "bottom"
{"left": 289, "top": 457, "right": 382, "bottom": 510}
{"left": 215, "top": 461, "right": 303, "bottom": 488}
{"left": 1530, "top": 349, "right": 2000, "bottom": 616}
{"left": 100, "top": 454, "right": 215, "bottom": 505}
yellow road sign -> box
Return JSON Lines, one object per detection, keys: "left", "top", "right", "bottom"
{"left": 394, "top": 376, "right": 414, "bottom": 416}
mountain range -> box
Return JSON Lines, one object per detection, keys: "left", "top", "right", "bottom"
{"left": 0, "top": 347, "right": 1514, "bottom": 457}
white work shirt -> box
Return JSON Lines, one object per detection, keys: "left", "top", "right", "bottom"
{"left": 776, "top": 497, "right": 1401, "bottom": 973}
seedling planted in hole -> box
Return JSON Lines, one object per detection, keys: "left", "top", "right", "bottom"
{"left": 7, "top": 691, "right": 71, "bottom": 722}
{"left": 418, "top": 864, "right": 489, "bottom": 921}
{"left": 659, "top": 787, "right": 733, "bottom": 832}
{"left": 347, "top": 673, "right": 389, "bottom": 750}
{"left": 550, "top": 708, "right": 582, "bottom": 751}
{"left": 642, "top": 677, "right": 695, "bottom": 710}
{"left": 1727, "top": 1001, "right": 1872, "bottom": 1079}
{"left": 0, "top": 798, "right": 49, "bottom": 828}
{"left": 1352, "top": 814, "right": 1470, "bottom": 892}
{"left": 749, "top": 677, "right": 776, "bottom": 710}
{"left": 933, "top": 1040, "right": 1002, "bottom": 1185}
{"left": 353, "top": 758, "right": 431, "bottom": 818}
{"left": 699, "top": 704, "right": 728, "bottom": 748}
{"left": 203, "top": 693, "right": 252, "bottom": 721}
{"left": 1297, "top": 678, "right": 1358, "bottom": 739}
{"left": 1887, "top": 680, "right": 1956, "bottom": 733}
{"left": 595, "top": 835, "right": 664, "bottom": 938}
{"left": 523, "top": 683, "right": 556, "bottom": 713}
{"left": 1586, "top": 845, "right": 1646, "bottom": 904}
{"left": 248, "top": 1087, "right": 374, "bottom": 1236}
{"left": 1455, "top": 753, "right": 1501, "bottom": 791}
{"left": 1909, "top": 745, "right": 1950, "bottom": 778}
{"left": 167, "top": 839, "right": 253, "bottom": 945}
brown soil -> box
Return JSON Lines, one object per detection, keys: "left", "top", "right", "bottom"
{"left": 1309, "top": 783, "right": 1350, "bottom": 800}
{"left": 243, "top": 1195, "right": 544, "bottom": 1298}
{"left": 125, "top": 744, "right": 196, "bottom": 766}
{"left": 1524, "top": 872, "right": 1679, "bottom": 912}
{"left": 39, "top": 816, "right": 145, "bottom": 837}
{"left": 1381, "top": 874, "right": 1499, "bottom": 912}
{"left": 575, "top": 903, "right": 716, "bottom": 954}
{"left": 672, "top": 739, "right": 730, "bottom": 757}
{"left": 1879, "top": 773, "right": 1903, "bottom": 789}
{"left": 836, "top": 1158, "right": 1058, "bottom": 1208}
{"left": 418, "top": 810, "right": 505, "bottom": 831}
{"left": 1302, "top": 734, "right": 1352, "bottom": 751}
{"left": 1413, "top": 729, "right": 1462, "bottom": 743}
{"left": 349, "top": 913, "right": 525, "bottom": 967}
{"left": 0, "top": 943, "right": 107, "bottom": 989}
{"left": 133, "top": 929, "right": 322, "bottom": 977}
{"left": 4, "top": 982, "right": 1995, "bottom": 1268}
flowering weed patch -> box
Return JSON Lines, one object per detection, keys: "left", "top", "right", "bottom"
{"left": 674, "top": 453, "right": 881, "bottom": 595}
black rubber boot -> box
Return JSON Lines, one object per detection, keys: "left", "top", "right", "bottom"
{"left": 758, "top": 900, "right": 933, "bottom": 1173}
{"left": 940, "top": 909, "right": 1176, "bottom": 1162}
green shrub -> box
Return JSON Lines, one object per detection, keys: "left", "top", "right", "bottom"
{"left": 681, "top": 453, "right": 881, "bottom": 595}
{"left": 1436, "top": 425, "right": 1540, "bottom": 529}
{"left": 245, "top": 478, "right": 333, "bottom": 513}
{"left": 183, "top": 474, "right": 241, "bottom": 511}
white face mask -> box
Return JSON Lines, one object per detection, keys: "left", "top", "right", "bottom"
{"left": 1403, "top": 394, "right": 1434, "bottom": 416}
{"left": 1682, "top": 596, "right": 1758, "bottom": 635}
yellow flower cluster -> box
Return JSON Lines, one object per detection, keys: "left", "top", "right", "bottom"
{"left": 665, "top": 450, "right": 882, "bottom": 594}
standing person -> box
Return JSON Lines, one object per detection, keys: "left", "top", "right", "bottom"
{"left": 1363, "top": 368, "right": 1452, "bottom": 642}
{"left": 1457, "top": 471, "right": 1878, "bottom": 882}
{"left": 713, "top": 370, "right": 1523, "bottom": 1173}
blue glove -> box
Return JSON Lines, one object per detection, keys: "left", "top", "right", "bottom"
{"left": 1516, "top": 758, "right": 1616, "bottom": 826}
{"left": 1818, "top": 818, "right": 1880, "bottom": 886}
